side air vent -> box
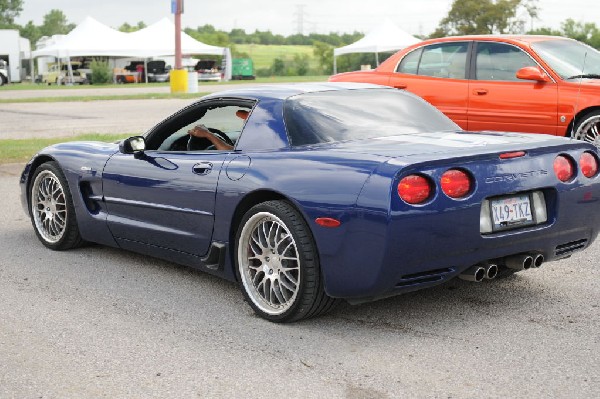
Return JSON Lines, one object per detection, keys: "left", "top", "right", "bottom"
{"left": 396, "top": 268, "right": 454, "bottom": 288}
{"left": 555, "top": 239, "right": 587, "bottom": 256}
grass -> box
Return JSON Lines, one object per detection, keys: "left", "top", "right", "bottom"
{"left": 0, "top": 133, "right": 129, "bottom": 164}
{"left": 237, "top": 45, "right": 320, "bottom": 70}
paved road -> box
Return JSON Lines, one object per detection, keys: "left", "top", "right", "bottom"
{"left": 0, "top": 163, "right": 598, "bottom": 398}
{"left": 0, "top": 82, "right": 265, "bottom": 100}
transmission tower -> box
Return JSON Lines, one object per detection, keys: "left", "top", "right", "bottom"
{"left": 294, "top": 4, "right": 307, "bottom": 35}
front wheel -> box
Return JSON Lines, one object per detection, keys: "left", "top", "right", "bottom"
{"left": 29, "top": 162, "right": 84, "bottom": 250}
{"left": 572, "top": 110, "right": 600, "bottom": 146}
{"left": 235, "top": 200, "right": 337, "bottom": 322}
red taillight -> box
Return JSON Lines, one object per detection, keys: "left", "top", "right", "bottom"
{"left": 579, "top": 152, "right": 599, "bottom": 178}
{"left": 440, "top": 169, "right": 472, "bottom": 199}
{"left": 553, "top": 155, "right": 575, "bottom": 182}
{"left": 499, "top": 151, "right": 526, "bottom": 159}
{"left": 398, "top": 175, "right": 432, "bottom": 204}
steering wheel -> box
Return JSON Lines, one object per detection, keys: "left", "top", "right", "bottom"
{"left": 187, "top": 127, "right": 234, "bottom": 151}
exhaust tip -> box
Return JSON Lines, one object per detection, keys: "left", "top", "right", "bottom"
{"left": 506, "top": 254, "right": 534, "bottom": 270}
{"left": 459, "top": 265, "right": 486, "bottom": 282}
{"left": 533, "top": 254, "right": 544, "bottom": 268}
{"left": 485, "top": 264, "right": 498, "bottom": 279}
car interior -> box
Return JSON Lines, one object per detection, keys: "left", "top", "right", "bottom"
{"left": 144, "top": 101, "right": 254, "bottom": 152}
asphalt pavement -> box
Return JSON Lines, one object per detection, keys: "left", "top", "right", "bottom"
{"left": 0, "top": 162, "right": 598, "bottom": 398}
{"left": 0, "top": 87, "right": 598, "bottom": 397}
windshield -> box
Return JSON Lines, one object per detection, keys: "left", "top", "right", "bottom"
{"left": 283, "top": 89, "right": 459, "bottom": 146}
{"left": 532, "top": 38, "right": 600, "bottom": 79}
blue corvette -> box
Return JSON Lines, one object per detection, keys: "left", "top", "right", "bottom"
{"left": 20, "top": 83, "right": 600, "bottom": 322}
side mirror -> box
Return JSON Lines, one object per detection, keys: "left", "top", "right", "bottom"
{"left": 516, "top": 66, "right": 551, "bottom": 82}
{"left": 119, "top": 136, "right": 146, "bottom": 155}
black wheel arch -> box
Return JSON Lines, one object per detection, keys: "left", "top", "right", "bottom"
{"left": 566, "top": 106, "right": 600, "bottom": 137}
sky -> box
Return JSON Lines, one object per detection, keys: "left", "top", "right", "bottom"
{"left": 15, "top": 0, "right": 600, "bottom": 37}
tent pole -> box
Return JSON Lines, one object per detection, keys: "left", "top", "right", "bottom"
{"left": 144, "top": 58, "right": 148, "bottom": 84}
{"left": 333, "top": 56, "right": 337, "bottom": 75}
{"left": 375, "top": 52, "right": 379, "bottom": 67}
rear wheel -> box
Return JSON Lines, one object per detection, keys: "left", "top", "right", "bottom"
{"left": 573, "top": 110, "right": 600, "bottom": 146}
{"left": 29, "top": 162, "right": 84, "bottom": 250}
{"left": 235, "top": 200, "right": 337, "bottom": 322}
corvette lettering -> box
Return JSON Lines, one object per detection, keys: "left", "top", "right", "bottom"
{"left": 485, "top": 170, "right": 548, "bottom": 183}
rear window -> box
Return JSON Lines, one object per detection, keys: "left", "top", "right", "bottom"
{"left": 283, "top": 89, "right": 459, "bottom": 146}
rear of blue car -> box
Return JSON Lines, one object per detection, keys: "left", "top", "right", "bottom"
{"left": 320, "top": 140, "right": 600, "bottom": 302}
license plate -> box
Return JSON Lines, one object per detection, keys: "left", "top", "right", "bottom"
{"left": 490, "top": 194, "right": 534, "bottom": 230}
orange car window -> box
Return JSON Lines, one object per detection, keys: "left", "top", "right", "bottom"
{"left": 475, "top": 42, "right": 537, "bottom": 81}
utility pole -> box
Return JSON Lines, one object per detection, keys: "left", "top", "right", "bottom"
{"left": 173, "top": 0, "right": 183, "bottom": 69}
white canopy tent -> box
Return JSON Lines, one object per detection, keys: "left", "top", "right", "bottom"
{"left": 33, "top": 16, "right": 231, "bottom": 81}
{"left": 32, "top": 16, "right": 131, "bottom": 58}
{"left": 129, "top": 18, "right": 231, "bottom": 81}
{"left": 333, "top": 19, "right": 421, "bottom": 74}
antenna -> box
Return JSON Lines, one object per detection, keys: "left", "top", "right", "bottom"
{"left": 570, "top": 51, "right": 588, "bottom": 139}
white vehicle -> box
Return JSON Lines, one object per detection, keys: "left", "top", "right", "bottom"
{"left": 0, "top": 59, "right": 8, "bottom": 85}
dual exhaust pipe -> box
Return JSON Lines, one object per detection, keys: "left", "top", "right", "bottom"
{"left": 459, "top": 253, "right": 544, "bottom": 282}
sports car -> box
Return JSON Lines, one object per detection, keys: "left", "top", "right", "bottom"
{"left": 20, "top": 83, "right": 600, "bottom": 322}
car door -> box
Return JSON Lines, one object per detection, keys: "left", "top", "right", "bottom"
{"left": 467, "top": 41, "right": 559, "bottom": 134}
{"left": 101, "top": 100, "right": 250, "bottom": 257}
{"left": 102, "top": 151, "right": 227, "bottom": 257}
{"left": 388, "top": 41, "right": 471, "bottom": 129}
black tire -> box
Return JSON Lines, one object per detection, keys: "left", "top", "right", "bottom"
{"left": 235, "top": 200, "right": 338, "bottom": 322}
{"left": 0, "top": 75, "right": 6, "bottom": 86}
{"left": 29, "top": 161, "right": 84, "bottom": 250}
{"left": 572, "top": 110, "right": 600, "bottom": 145}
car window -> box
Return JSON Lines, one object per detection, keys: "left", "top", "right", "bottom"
{"left": 405, "top": 42, "right": 468, "bottom": 79}
{"left": 284, "top": 89, "right": 459, "bottom": 147}
{"left": 475, "top": 42, "right": 537, "bottom": 81}
{"left": 397, "top": 48, "right": 422, "bottom": 74}
{"left": 153, "top": 104, "right": 251, "bottom": 152}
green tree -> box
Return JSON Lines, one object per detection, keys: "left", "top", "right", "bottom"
{"left": 432, "top": 0, "right": 537, "bottom": 37}
{"left": 39, "top": 9, "right": 75, "bottom": 37}
{"left": 118, "top": 21, "right": 146, "bottom": 32}
{"left": 20, "top": 20, "right": 41, "bottom": 45}
{"left": 313, "top": 41, "right": 333, "bottom": 73}
{"left": 530, "top": 19, "right": 600, "bottom": 49}
{"left": 293, "top": 53, "right": 310, "bottom": 76}
{"left": 0, "top": 0, "right": 23, "bottom": 28}
{"left": 270, "top": 58, "right": 286, "bottom": 76}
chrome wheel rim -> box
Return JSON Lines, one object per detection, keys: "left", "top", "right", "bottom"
{"left": 31, "top": 170, "right": 67, "bottom": 243}
{"left": 574, "top": 115, "right": 600, "bottom": 146}
{"left": 238, "top": 212, "right": 301, "bottom": 315}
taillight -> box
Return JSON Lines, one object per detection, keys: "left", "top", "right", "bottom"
{"left": 440, "top": 169, "right": 472, "bottom": 199}
{"left": 398, "top": 175, "right": 432, "bottom": 204}
{"left": 579, "top": 152, "right": 599, "bottom": 178}
{"left": 553, "top": 155, "right": 575, "bottom": 182}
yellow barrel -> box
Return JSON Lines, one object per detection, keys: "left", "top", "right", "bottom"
{"left": 170, "top": 69, "right": 188, "bottom": 93}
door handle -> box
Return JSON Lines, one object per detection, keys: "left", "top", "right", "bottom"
{"left": 473, "top": 89, "right": 488, "bottom": 95}
{"left": 192, "top": 162, "right": 213, "bottom": 175}
{"left": 394, "top": 84, "right": 407, "bottom": 89}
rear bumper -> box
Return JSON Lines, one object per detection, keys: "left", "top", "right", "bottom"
{"left": 320, "top": 186, "right": 600, "bottom": 301}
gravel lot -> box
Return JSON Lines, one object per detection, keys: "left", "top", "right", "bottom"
{"left": 0, "top": 161, "right": 598, "bottom": 398}
{"left": 0, "top": 89, "right": 598, "bottom": 397}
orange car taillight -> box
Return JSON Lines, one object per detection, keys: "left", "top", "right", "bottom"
{"left": 553, "top": 155, "right": 575, "bottom": 182}
{"left": 579, "top": 152, "right": 599, "bottom": 178}
{"left": 440, "top": 169, "right": 472, "bottom": 199}
{"left": 398, "top": 175, "right": 432, "bottom": 204}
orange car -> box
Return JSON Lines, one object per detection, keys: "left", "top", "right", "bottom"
{"left": 330, "top": 35, "right": 600, "bottom": 145}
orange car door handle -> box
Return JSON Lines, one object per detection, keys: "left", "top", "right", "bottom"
{"left": 473, "top": 89, "right": 488, "bottom": 95}
{"left": 394, "top": 84, "right": 407, "bottom": 89}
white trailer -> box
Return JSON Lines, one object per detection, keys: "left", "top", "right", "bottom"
{"left": 0, "top": 29, "right": 32, "bottom": 84}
